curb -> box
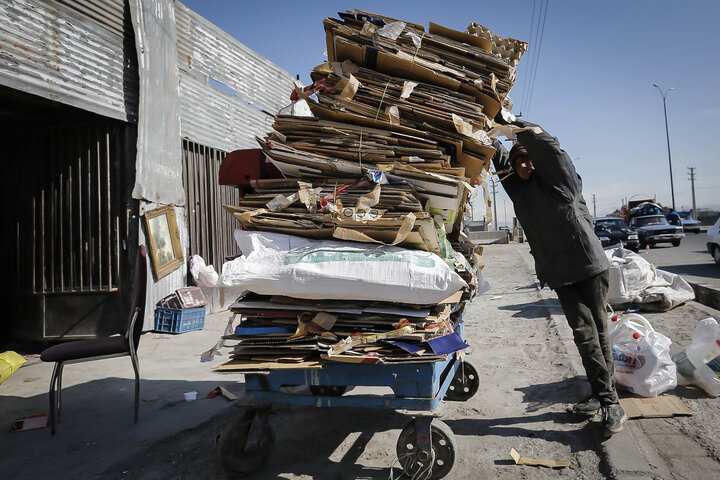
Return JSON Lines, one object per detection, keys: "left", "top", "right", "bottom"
{"left": 688, "top": 281, "right": 720, "bottom": 311}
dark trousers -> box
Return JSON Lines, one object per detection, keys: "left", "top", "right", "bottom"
{"left": 555, "top": 269, "right": 618, "bottom": 405}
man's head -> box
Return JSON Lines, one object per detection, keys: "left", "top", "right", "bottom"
{"left": 508, "top": 143, "right": 535, "bottom": 180}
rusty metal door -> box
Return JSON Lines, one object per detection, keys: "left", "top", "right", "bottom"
{"left": 2, "top": 112, "right": 135, "bottom": 342}
{"left": 182, "top": 139, "right": 240, "bottom": 273}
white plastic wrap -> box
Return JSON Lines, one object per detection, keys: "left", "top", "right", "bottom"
{"left": 189, "top": 255, "right": 221, "bottom": 313}
{"left": 219, "top": 230, "right": 467, "bottom": 304}
{"left": 605, "top": 247, "right": 695, "bottom": 311}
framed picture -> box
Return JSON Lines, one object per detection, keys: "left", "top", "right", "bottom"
{"left": 144, "top": 205, "right": 184, "bottom": 279}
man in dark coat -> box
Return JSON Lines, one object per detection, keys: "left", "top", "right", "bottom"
{"left": 492, "top": 119, "right": 627, "bottom": 436}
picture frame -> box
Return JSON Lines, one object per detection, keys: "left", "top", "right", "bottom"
{"left": 144, "top": 205, "right": 184, "bottom": 279}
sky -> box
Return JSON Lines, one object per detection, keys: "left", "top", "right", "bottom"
{"left": 180, "top": 0, "right": 719, "bottom": 224}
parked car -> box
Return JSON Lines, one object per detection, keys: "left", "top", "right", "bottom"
{"left": 707, "top": 217, "right": 720, "bottom": 265}
{"left": 677, "top": 211, "right": 702, "bottom": 234}
{"left": 592, "top": 217, "right": 639, "bottom": 252}
{"left": 629, "top": 214, "right": 684, "bottom": 248}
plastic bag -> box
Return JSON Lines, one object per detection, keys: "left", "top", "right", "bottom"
{"left": 0, "top": 351, "right": 26, "bottom": 385}
{"left": 671, "top": 317, "right": 720, "bottom": 396}
{"left": 189, "top": 255, "right": 221, "bottom": 313}
{"left": 610, "top": 314, "right": 677, "bottom": 397}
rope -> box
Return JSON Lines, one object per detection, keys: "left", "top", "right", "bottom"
{"left": 374, "top": 79, "right": 392, "bottom": 121}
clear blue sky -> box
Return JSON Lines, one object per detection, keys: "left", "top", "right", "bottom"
{"left": 181, "top": 0, "right": 719, "bottom": 221}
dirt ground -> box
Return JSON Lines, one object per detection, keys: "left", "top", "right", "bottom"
{"left": 101, "top": 244, "right": 720, "bottom": 479}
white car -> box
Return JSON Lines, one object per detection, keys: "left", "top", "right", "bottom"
{"left": 707, "top": 217, "right": 720, "bottom": 265}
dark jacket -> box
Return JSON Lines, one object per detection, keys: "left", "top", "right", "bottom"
{"left": 492, "top": 120, "right": 609, "bottom": 288}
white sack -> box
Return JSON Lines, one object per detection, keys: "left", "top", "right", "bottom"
{"left": 605, "top": 247, "right": 694, "bottom": 311}
{"left": 219, "top": 230, "right": 467, "bottom": 304}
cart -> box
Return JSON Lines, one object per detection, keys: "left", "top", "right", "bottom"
{"left": 216, "top": 315, "right": 478, "bottom": 479}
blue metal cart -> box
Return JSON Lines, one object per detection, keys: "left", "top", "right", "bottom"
{"left": 216, "top": 316, "right": 478, "bottom": 479}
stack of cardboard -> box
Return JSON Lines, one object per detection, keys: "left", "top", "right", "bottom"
{"left": 214, "top": 10, "right": 526, "bottom": 373}
{"left": 213, "top": 292, "right": 467, "bottom": 372}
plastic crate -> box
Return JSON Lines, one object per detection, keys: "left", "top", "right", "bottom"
{"left": 154, "top": 306, "right": 206, "bottom": 333}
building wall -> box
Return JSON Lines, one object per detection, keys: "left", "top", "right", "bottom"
{"left": 175, "top": 2, "right": 296, "bottom": 153}
{"left": 0, "top": 0, "right": 138, "bottom": 122}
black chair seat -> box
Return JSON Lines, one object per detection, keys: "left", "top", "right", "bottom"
{"left": 41, "top": 335, "right": 130, "bottom": 363}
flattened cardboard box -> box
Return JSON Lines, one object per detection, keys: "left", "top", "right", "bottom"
{"left": 619, "top": 395, "right": 692, "bottom": 419}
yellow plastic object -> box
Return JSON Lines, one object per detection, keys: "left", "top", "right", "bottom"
{"left": 0, "top": 351, "right": 27, "bottom": 385}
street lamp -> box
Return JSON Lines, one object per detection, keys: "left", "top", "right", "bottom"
{"left": 652, "top": 83, "right": 676, "bottom": 211}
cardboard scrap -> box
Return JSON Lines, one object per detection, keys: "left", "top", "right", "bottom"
{"left": 510, "top": 448, "right": 571, "bottom": 469}
{"left": 12, "top": 414, "right": 48, "bottom": 432}
{"left": 213, "top": 359, "right": 324, "bottom": 372}
{"left": 619, "top": 395, "right": 692, "bottom": 419}
{"left": 206, "top": 385, "right": 238, "bottom": 400}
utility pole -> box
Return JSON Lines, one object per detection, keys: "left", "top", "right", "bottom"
{"left": 653, "top": 84, "right": 676, "bottom": 210}
{"left": 688, "top": 167, "right": 697, "bottom": 218}
{"left": 591, "top": 194, "right": 597, "bottom": 218}
{"left": 491, "top": 180, "right": 498, "bottom": 230}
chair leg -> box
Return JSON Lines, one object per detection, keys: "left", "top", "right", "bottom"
{"left": 130, "top": 349, "right": 140, "bottom": 423}
{"left": 56, "top": 363, "right": 64, "bottom": 421}
{"left": 48, "top": 362, "right": 61, "bottom": 435}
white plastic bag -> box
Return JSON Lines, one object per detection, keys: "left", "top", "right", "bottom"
{"left": 189, "top": 255, "right": 222, "bottom": 313}
{"left": 219, "top": 230, "right": 467, "bottom": 305}
{"left": 671, "top": 317, "right": 720, "bottom": 397}
{"left": 611, "top": 314, "right": 677, "bottom": 397}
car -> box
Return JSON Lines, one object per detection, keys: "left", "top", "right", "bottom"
{"left": 629, "top": 214, "right": 684, "bottom": 248}
{"left": 592, "top": 217, "right": 640, "bottom": 252}
{"left": 707, "top": 217, "right": 720, "bottom": 265}
{"left": 677, "top": 211, "right": 702, "bottom": 234}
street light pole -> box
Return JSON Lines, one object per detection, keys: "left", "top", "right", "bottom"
{"left": 653, "top": 83, "right": 676, "bottom": 211}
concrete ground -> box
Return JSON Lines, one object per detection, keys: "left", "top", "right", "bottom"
{"left": 2, "top": 242, "right": 719, "bottom": 479}
{"left": 0, "top": 310, "right": 243, "bottom": 479}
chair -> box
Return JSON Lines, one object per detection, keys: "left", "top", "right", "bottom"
{"left": 40, "top": 245, "right": 148, "bottom": 434}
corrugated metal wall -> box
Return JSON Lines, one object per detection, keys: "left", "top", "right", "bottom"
{"left": 175, "top": 1, "right": 296, "bottom": 153}
{"left": 55, "top": 0, "right": 125, "bottom": 37}
{"left": 0, "top": 0, "right": 138, "bottom": 123}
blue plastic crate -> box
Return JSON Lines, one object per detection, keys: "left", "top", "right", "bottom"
{"left": 154, "top": 306, "right": 206, "bottom": 333}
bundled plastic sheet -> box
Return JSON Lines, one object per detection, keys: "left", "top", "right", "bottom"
{"left": 220, "top": 230, "right": 466, "bottom": 305}
{"left": 605, "top": 247, "right": 694, "bottom": 311}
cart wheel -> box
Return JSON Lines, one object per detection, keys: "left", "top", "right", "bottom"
{"left": 445, "top": 361, "right": 479, "bottom": 401}
{"left": 309, "top": 385, "right": 348, "bottom": 396}
{"left": 216, "top": 410, "right": 274, "bottom": 477}
{"left": 396, "top": 419, "right": 456, "bottom": 479}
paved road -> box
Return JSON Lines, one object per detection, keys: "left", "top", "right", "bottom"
{"left": 633, "top": 231, "right": 720, "bottom": 289}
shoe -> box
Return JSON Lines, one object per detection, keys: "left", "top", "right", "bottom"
{"left": 602, "top": 403, "right": 628, "bottom": 436}
{"left": 572, "top": 396, "right": 600, "bottom": 415}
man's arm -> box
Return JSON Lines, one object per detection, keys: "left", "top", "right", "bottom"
{"left": 513, "top": 119, "right": 581, "bottom": 196}
{"left": 490, "top": 139, "right": 519, "bottom": 196}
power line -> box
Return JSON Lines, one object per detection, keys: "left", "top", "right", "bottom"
{"left": 519, "top": 0, "right": 538, "bottom": 115}
{"left": 526, "top": 0, "right": 550, "bottom": 117}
